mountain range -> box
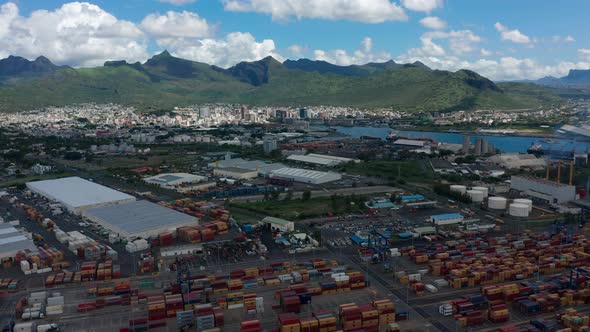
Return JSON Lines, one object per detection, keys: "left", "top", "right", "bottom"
{"left": 0, "top": 51, "right": 564, "bottom": 113}
{"left": 532, "top": 69, "right": 590, "bottom": 87}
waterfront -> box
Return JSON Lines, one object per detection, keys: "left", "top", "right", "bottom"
{"left": 333, "top": 126, "right": 590, "bottom": 153}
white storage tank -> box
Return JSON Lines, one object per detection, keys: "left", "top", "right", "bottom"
{"left": 513, "top": 198, "right": 533, "bottom": 212}
{"left": 488, "top": 197, "right": 508, "bottom": 210}
{"left": 466, "top": 190, "right": 485, "bottom": 203}
{"left": 509, "top": 203, "right": 530, "bottom": 217}
{"left": 471, "top": 186, "right": 489, "bottom": 198}
{"left": 450, "top": 185, "right": 467, "bottom": 194}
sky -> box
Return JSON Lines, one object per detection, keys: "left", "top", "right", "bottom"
{"left": 1, "top": 0, "right": 589, "bottom": 81}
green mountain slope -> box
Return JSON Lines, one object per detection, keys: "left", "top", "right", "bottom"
{"left": 0, "top": 53, "right": 563, "bottom": 112}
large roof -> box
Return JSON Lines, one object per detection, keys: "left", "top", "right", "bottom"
{"left": 263, "top": 216, "right": 293, "bottom": 226}
{"left": 83, "top": 200, "right": 198, "bottom": 237}
{"left": 432, "top": 213, "right": 464, "bottom": 220}
{"left": 27, "top": 177, "right": 135, "bottom": 209}
{"left": 144, "top": 173, "right": 207, "bottom": 186}
{"left": 0, "top": 224, "right": 36, "bottom": 257}
{"left": 270, "top": 167, "right": 336, "bottom": 180}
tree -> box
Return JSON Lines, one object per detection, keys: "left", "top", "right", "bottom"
{"left": 302, "top": 190, "right": 311, "bottom": 201}
{"left": 271, "top": 191, "right": 280, "bottom": 201}
{"left": 263, "top": 192, "right": 270, "bottom": 201}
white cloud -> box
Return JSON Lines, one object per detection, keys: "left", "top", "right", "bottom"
{"left": 222, "top": 0, "right": 407, "bottom": 23}
{"left": 480, "top": 48, "right": 491, "bottom": 56}
{"left": 287, "top": 44, "right": 306, "bottom": 58}
{"left": 362, "top": 37, "right": 373, "bottom": 53}
{"left": 162, "top": 32, "right": 283, "bottom": 68}
{"left": 407, "top": 29, "right": 481, "bottom": 57}
{"left": 494, "top": 22, "right": 531, "bottom": 44}
{"left": 313, "top": 38, "right": 391, "bottom": 66}
{"left": 579, "top": 49, "right": 590, "bottom": 62}
{"left": 141, "top": 10, "right": 212, "bottom": 39}
{"left": 401, "top": 0, "right": 443, "bottom": 12}
{"left": 419, "top": 16, "right": 447, "bottom": 30}
{"left": 565, "top": 35, "right": 575, "bottom": 42}
{"left": 0, "top": 2, "right": 147, "bottom": 67}
{"left": 158, "top": 0, "right": 197, "bottom": 5}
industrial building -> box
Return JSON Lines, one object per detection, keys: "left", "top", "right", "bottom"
{"left": 83, "top": 200, "right": 199, "bottom": 239}
{"left": 431, "top": 213, "right": 464, "bottom": 225}
{"left": 510, "top": 175, "right": 576, "bottom": 204}
{"left": 286, "top": 153, "right": 359, "bottom": 167}
{"left": 269, "top": 167, "right": 342, "bottom": 184}
{"left": 0, "top": 224, "right": 37, "bottom": 260}
{"left": 263, "top": 217, "right": 295, "bottom": 232}
{"left": 209, "top": 158, "right": 286, "bottom": 176}
{"left": 213, "top": 167, "right": 259, "bottom": 180}
{"left": 487, "top": 154, "right": 546, "bottom": 170}
{"left": 143, "top": 173, "right": 208, "bottom": 190}
{"left": 392, "top": 139, "right": 428, "bottom": 148}
{"left": 26, "top": 177, "right": 136, "bottom": 214}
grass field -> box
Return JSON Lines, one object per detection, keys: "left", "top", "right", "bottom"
{"left": 339, "top": 160, "right": 436, "bottom": 184}
{"left": 0, "top": 172, "right": 73, "bottom": 187}
{"left": 232, "top": 195, "right": 368, "bottom": 220}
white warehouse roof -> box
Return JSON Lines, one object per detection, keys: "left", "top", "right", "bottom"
{"left": 0, "top": 224, "right": 36, "bottom": 259}
{"left": 26, "top": 177, "right": 136, "bottom": 213}
{"left": 287, "top": 153, "right": 358, "bottom": 167}
{"left": 144, "top": 173, "right": 207, "bottom": 186}
{"left": 83, "top": 200, "right": 199, "bottom": 239}
{"left": 270, "top": 167, "right": 342, "bottom": 184}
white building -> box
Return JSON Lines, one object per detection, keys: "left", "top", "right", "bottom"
{"left": 213, "top": 167, "right": 258, "bottom": 180}
{"left": 0, "top": 224, "right": 37, "bottom": 260}
{"left": 269, "top": 167, "right": 341, "bottom": 184}
{"left": 26, "top": 177, "right": 136, "bottom": 214}
{"left": 487, "top": 154, "right": 546, "bottom": 170}
{"left": 263, "top": 216, "right": 295, "bottom": 232}
{"left": 144, "top": 173, "right": 208, "bottom": 190}
{"left": 286, "top": 153, "right": 359, "bottom": 167}
{"left": 510, "top": 175, "right": 576, "bottom": 204}
{"left": 431, "top": 213, "right": 464, "bottom": 226}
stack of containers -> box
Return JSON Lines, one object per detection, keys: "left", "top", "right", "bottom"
{"left": 195, "top": 303, "right": 216, "bottom": 331}
{"left": 128, "top": 315, "right": 148, "bottom": 332}
{"left": 176, "top": 310, "right": 194, "bottom": 328}
{"left": 227, "top": 292, "right": 244, "bottom": 309}
{"left": 320, "top": 281, "right": 337, "bottom": 295}
{"left": 339, "top": 303, "right": 362, "bottom": 331}
{"left": 165, "top": 294, "right": 183, "bottom": 317}
{"left": 359, "top": 304, "right": 379, "bottom": 330}
{"left": 177, "top": 227, "right": 201, "bottom": 243}
{"left": 182, "top": 291, "right": 202, "bottom": 306}
{"left": 159, "top": 233, "right": 174, "bottom": 247}
{"left": 147, "top": 295, "right": 166, "bottom": 327}
{"left": 212, "top": 306, "right": 224, "bottom": 327}
{"left": 80, "top": 261, "right": 96, "bottom": 281}
{"left": 279, "top": 313, "right": 301, "bottom": 332}
{"left": 46, "top": 293, "right": 64, "bottom": 316}
{"left": 228, "top": 279, "right": 243, "bottom": 291}
{"left": 313, "top": 310, "right": 337, "bottom": 332}
{"left": 114, "top": 281, "right": 131, "bottom": 295}
{"left": 138, "top": 254, "right": 155, "bottom": 273}
{"left": 240, "top": 320, "right": 261, "bottom": 332}
{"left": 281, "top": 293, "right": 301, "bottom": 313}
{"left": 299, "top": 317, "right": 319, "bottom": 332}
{"left": 112, "top": 264, "right": 121, "bottom": 278}
{"left": 487, "top": 300, "right": 509, "bottom": 323}
{"left": 373, "top": 300, "right": 395, "bottom": 326}
{"left": 560, "top": 308, "right": 590, "bottom": 331}
{"left": 244, "top": 294, "right": 257, "bottom": 314}
{"left": 348, "top": 271, "right": 366, "bottom": 289}
{"left": 200, "top": 228, "right": 215, "bottom": 242}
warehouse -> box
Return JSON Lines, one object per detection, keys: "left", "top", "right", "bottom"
{"left": 263, "top": 216, "right": 295, "bottom": 232}
{"left": 213, "top": 167, "right": 258, "bottom": 180}
{"left": 286, "top": 153, "right": 358, "bottom": 167}
{"left": 143, "top": 173, "right": 208, "bottom": 189}
{"left": 269, "top": 167, "right": 342, "bottom": 184}
{"left": 392, "top": 139, "right": 428, "bottom": 148}
{"left": 510, "top": 175, "right": 576, "bottom": 204}
{"left": 26, "top": 177, "right": 136, "bottom": 214}
{"left": 83, "top": 200, "right": 199, "bottom": 239}
{"left": 0, "top": 224, "right": 36, "bottom": 260}
{"left": 431, "top": 213, "right": 464, "bottom": 226}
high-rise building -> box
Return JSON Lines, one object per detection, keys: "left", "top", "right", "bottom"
{"left": 481, "top": 138, "right": 489, "bottom": 155}
{"left": 263, "top": 138, "right": 278, "bottom": 154}
{"left": 462, "top": 136, "right": 470, "bottom": 154}
{"left": 240, "top": 105, "right": 248, "bottom": 120}
{"left": 475, "top": 138, "right": 483, "bottom": 156}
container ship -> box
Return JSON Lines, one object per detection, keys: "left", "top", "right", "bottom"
{"left": 527, "top": 143, "right": 575, "bottom": 159}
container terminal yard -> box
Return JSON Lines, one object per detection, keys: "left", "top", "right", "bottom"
{"left": 1, "top": 174, "right": 590, "bottom": 332}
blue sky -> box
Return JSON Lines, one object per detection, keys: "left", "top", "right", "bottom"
{"left": 2, "top": 0, "right": 589, "bottom": 80}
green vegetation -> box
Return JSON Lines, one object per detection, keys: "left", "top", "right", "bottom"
{"left": 232, "top": 195, "right": 367, "bottom": 220}
{"left": 0, "top": 52, "right": 563, "bottom": 112}
{"left": 0, "top": 172, "right": 73, "bottom": 188}
{"left": 339, "top": 160, "right": 435, "bottom": 184}
{"left": 433, "top": 183, "right": 473, "bottom": 204}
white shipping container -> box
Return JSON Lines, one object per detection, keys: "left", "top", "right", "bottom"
{"left": 13, "top": 322, "right": 35, "bottom": 332}
{"left": 36, "top": 324, "right": 59, "bottom": 332}
{"left": 227, "top": 303, "right": 244, "bottom": 310}
{"left": 439, "top": 303, "right": 453, "bottom": 316}
{"left": 425, "top": 284, "right": 438, "bottom": 293}
{"left": 47, "top": 296, "right": 64, "bottom": 306}
{"left": 408, "top": 273, "right": 421, "bottom": 281}
{"left": 45, "top": 305, "right": 63, "bottom": 316}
